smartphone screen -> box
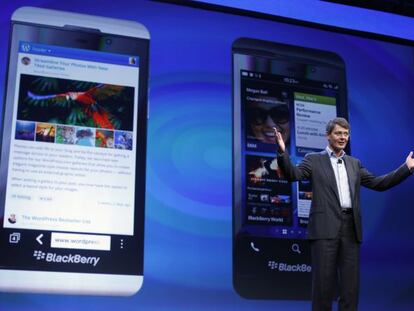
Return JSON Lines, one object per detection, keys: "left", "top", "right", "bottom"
{"left": 233, "top": 38, "right": 348, "bottom": 299}
{"left": 0, "top": 8, "right": 149, "bottom": 296}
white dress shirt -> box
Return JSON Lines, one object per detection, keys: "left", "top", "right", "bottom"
{"left": 326, "top": 146, "right": 352, "bottom": 209}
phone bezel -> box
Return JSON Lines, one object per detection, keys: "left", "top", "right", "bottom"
{"left": 0, "top": 7, "right": 149, "bottom": 296}
{"left": 232, "top": 37, "right": 349, "bottom": 299}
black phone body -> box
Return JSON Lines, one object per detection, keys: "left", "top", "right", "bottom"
{"left": 0, "top": 7, "right": 149, "bottom": 296}
{"left": 232, "top": 38, "right": 349, "bottom": 299}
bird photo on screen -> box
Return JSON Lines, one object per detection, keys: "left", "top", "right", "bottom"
{"left": 18, "top": 75, "right": 134, "bottom": 131}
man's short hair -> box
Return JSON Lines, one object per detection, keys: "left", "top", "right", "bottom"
{"left": 326, "top": 117, "right": 350, "bottom": 134}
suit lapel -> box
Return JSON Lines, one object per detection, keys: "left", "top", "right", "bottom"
{"left": 343, "top": 155, "right": 356, "bottom": 201}
{"left": 320, "top": 151, "right": 341, "bottom": 205}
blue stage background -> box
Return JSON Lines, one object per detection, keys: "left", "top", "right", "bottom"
{"left": 1, "top": 1, "right": 413, "bottom": 310}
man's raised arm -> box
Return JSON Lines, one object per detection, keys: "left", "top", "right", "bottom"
{"left": 273, "top": 127, "right": 311, "bottom": 181}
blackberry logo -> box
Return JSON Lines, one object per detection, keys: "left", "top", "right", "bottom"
{"left": 267, "top": 260, "right": 311, "bottom": 273}
{"left": 33, "top": 250, "right": 46, "bottom": 260}
{"left": 268, "top": 261, "right": 278, "bottom": 270}
{"left": 32, "top": 250, "right": 100, "bottom": 267}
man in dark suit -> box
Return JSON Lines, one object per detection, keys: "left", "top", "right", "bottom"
{"left": 274, "top": 117, "right": 413, "bottom": 311}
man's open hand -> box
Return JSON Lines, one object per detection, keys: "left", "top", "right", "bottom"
{"left": 406, "top": 151, "right": 414, "bottom": 171}
{"left": 273, "top": 127, "right": 285, "bottom": 154}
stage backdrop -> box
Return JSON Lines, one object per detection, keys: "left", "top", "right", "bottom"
{"left": 1, "top": 0, "right": 413, "bottom": 310}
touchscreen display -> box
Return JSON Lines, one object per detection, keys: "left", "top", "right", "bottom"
{"left": 239, "top": 66, "right": 339, "bottom": 239}
{"left": 4, "top": 41, "right": 138, "bottom": 236}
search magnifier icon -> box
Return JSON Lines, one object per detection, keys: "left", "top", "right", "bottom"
{"left": 291, "top": 243, "right": 301, "bottom": 254}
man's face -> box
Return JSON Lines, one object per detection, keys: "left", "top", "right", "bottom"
{"left": 327, "top": 124, "right": 349, "bottom": 153}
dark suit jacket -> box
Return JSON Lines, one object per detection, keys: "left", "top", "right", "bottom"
{"left": 277, "top": 150, "right": 412, "bottom": 242}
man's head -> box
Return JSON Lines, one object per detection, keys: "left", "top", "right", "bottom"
{"left": 326, "top": 117, "right": 350, "bottom": 154}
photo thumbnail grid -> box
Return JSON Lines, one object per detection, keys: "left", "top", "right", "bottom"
{"left": 15, "top": 120, "right": 133, "bottom": 150}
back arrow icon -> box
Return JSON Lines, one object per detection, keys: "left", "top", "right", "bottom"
{"left": 36, "top": 234, "right": 43, "bottom": 245}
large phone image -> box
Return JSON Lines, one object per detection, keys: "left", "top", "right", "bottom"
{"left": 233, "top": 38, "right": 349, "bottom": 299}
{"left": 0, "top": 7, "right": 149, "bottom": 296}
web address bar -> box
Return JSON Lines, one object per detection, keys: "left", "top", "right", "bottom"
{"left": 51, "top": 232, "right": 110, "bottom": 251}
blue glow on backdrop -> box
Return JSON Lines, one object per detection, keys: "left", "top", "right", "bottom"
{"left": 1, "top": 0, "right": 413, "bottom": 310}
